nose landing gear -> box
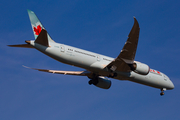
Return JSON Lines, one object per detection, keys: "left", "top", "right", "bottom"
{"left": 160, "top": 88, "right": 166, "bottom": 96}
{"left": 160, "top": 92, "right": 164, "bottom": 96}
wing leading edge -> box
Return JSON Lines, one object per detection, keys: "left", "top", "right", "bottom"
{"left": 105, "top": 17, "right": 140, "bottom": 72}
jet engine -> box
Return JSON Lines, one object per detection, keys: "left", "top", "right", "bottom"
{"left": 131, "top": 62, "right": 150, "bottom": 75}
{"left": 88, "top": 76, "right": 111, "bottom": 89}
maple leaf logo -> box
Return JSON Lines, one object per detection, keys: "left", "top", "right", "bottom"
{"left": 33, "top": 25, "right": 42, "bottom": 35}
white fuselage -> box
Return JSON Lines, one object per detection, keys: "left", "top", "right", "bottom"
{"left": 30, "top": 40, "right": 174, "bottom": 90}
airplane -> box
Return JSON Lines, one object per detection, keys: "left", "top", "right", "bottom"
{"left": 8, "top": 9, "right": 174, "bottom": 96}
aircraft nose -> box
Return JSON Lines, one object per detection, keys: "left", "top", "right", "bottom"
{"left": 168, "top": 79, "right": 174, "bottom": 90}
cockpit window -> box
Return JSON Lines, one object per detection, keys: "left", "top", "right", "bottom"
{"left": 163, "top": 74, "right": 168, "bottom": 81}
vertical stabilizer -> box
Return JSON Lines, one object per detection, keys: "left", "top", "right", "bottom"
{"left": 27, "top": 9, "right": 55, "bottom": 43}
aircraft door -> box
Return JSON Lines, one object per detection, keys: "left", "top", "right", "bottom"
{"left": 97, "top": 55, "right": 101, "bottom": 61}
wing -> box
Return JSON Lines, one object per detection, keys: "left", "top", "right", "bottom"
{"left": 105, "top": 17, "right": 140, "bottom": 72}
{"left": 23, "top": 65, "right": 92, "bottom": 76}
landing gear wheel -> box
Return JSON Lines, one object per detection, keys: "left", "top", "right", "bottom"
{"left": 88, "top": 79, "right": 98, "bottom": 85}
{"left": 88, "top": 80, "right": 93, "bottom": 85}
{"left": 160, "top": 92, "right": 164, "bottom": 96}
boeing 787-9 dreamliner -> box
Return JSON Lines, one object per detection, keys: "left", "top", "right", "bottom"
{"left": 8, "top": 10, "right": 174, "bottom": 96}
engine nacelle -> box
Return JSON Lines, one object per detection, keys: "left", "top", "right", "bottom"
{"left": 89, "top": 77, "right": 111, "bottom": 89}
{"left": 132, "top": 62, "right": 150, "bottom": 75}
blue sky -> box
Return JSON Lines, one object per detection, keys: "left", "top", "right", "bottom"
{"left": 1, "top": 0, "right": 180, "bottom": 120}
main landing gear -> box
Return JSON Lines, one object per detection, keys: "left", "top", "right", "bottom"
{"left": 160, "top": 88, "right": 166, "bottom": 96}
{"left": 88, "top": 79, "right": 98, "bottom": 85}
{"left": 108, "top": 72, "right": 117, "bottom": 78}
{"left": 88, "top": 74, "right": 99, "bottom": 85}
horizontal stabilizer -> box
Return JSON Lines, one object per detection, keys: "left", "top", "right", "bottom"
{"left": 8, "top": 44, "right": 34, "bottom": 48}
